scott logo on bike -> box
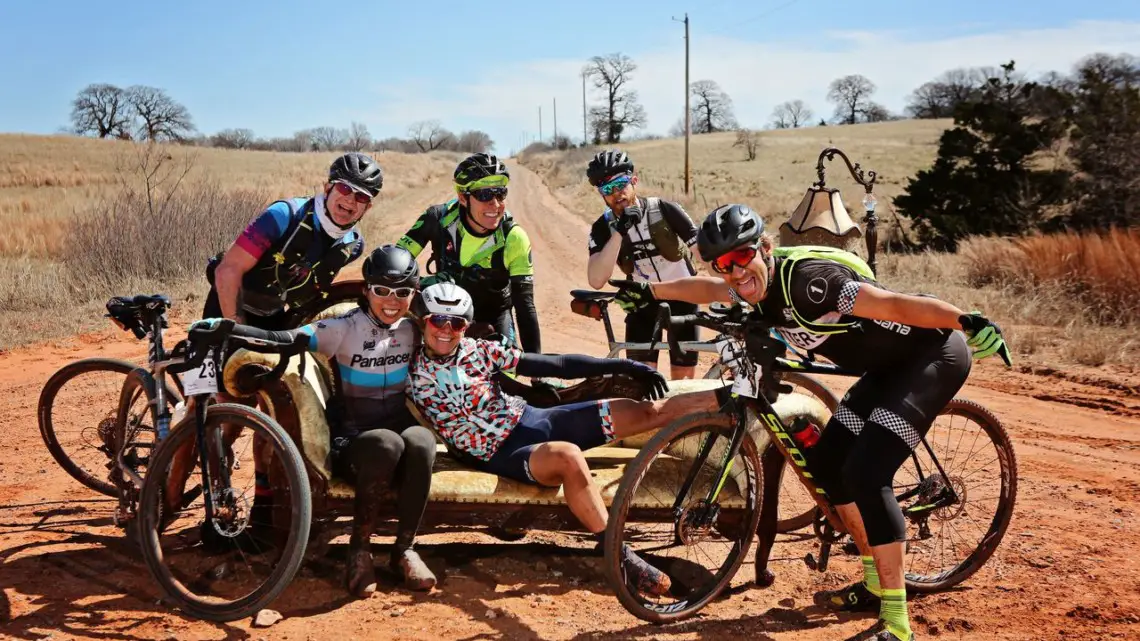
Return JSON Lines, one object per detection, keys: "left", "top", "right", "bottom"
{"left": 762, "top": 412, "right": 824, "bottom": 495}
{"left": 350, "top": 353, "right": 410, "bottom": 368}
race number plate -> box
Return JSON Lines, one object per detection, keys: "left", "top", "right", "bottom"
{"left": 715, "top": 336, "right": 761, "bottom": 398}
{"left": 181, "top": 348, "right": 219, "bottom": 396}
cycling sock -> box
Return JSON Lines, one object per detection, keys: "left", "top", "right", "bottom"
{"left": 861, "top": 556, "right": 882, "bottom": 597}
{"left": 880, "top": 588, "right": 911, "bottom": 640}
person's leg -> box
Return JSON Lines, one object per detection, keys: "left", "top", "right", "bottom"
{"left": 665, "top": 300, "right": 699, "bottom": 380}
{"left": 344, "top": 429, "right": 405, "bottom": 598}
{"left": 624, "top": 305, "right": 659, "bottom": 370}
{"left": 605, "top": 389, "right": 721, "bottom": 440}
{"left": 389, "top": 423, "right": 438, "bottom": 590}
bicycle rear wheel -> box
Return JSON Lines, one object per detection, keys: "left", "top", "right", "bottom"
{"left": 898, "top": 398, "right": 1018, "bottom": 593}
{"left": 136, "top": 403, "right": 311, "bottom": 621}
{"left": 38, "top": 358, "right": 176, "bottom": 496}
{"left": 605, "top": 411, "right": 762, "bottom": 624}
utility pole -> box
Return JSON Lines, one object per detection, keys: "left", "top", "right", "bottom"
{"left": 582, "top": 69, "right": 588, "bottom": 145}
{"left": 553, "top": 97, "right": 558, "bottom": 145}
{"left": 672, "top": 13, "right": 691, "bottom": 194}
{"left": 538, "top": 106, "right": 543, "bottom": 142}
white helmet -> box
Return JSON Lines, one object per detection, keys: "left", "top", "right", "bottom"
{"left": 415, "top": 282, "right": 475, "bottom": 321}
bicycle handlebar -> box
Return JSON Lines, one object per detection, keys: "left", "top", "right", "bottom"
{"left": 170, "top": 320, "right": 311, "bottom": 381}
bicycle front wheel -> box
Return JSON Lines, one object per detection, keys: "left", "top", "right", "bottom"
{"left": 899, "top": 398, "right": 1018, "bottom": 593}
{"left": 136, "top": 403, "right": 311, "bottom": 621}
{"left": 605, "top": 411, "right": 763, "bottom": 624}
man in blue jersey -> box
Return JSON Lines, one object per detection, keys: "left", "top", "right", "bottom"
{"left": 205, "top": 152, "right": 383, "bottom": 329}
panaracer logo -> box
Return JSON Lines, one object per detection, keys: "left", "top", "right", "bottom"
{"left": 872, "top": 319, "right": 912, "bottom": 335}
{"left": 350, "top": 353, "right": 410, "bottom": 368}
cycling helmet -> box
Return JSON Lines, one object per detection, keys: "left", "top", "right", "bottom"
{"left": 697, "top": 204, "right": 765, "bottom": 262}
{"left": 414, "top": 282, "right": 475, "bottom": 321}
{"left": 362, "top": 244, "right": 420, "bottom": 289}
{"left": 586, "top": 149, "right": 635, "bottom": 186}
{"left": 329, "top": 152, "right": 384, "bottom": 196}
{"left": 454, "top": 153, "right": 509, "bottom": 189}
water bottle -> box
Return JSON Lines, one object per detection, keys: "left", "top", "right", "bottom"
{"left": 788, "top": 416, "right": 822, "bottom": 448}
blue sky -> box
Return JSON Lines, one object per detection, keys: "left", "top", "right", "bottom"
{"left": 2, "top": 1, "right": 1138, "bottom": 154}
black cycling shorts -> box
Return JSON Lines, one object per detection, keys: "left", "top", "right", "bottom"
{"left": 625, "top": 299, "right": 699, "bottom": 367}
{"left": 475, "top": 400, "right": 615, "bottom": 486}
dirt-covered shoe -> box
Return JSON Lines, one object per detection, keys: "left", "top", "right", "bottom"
{"left": 814, "top": 581, "right": 881, "bottom": 612}
{"left": 391, "top": 548, "right": 436, "bottom": 591}
{"left": 621, "top": 544, "right": 672, "bottom": 597}
{"left": 849, "top": 620, "right": 914, "bottom": 641}
{"left": 346, "top": 547, "right": 377, "bottom": 598}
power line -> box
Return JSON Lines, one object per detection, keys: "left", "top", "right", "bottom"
{"left": 705, "top": 0, "right": 801, "bottom": 37}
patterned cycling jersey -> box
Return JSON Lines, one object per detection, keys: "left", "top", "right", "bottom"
{"left": 750, "top": 258, "right": 949, "bottom": 372}
{"left": 298, "top": 307, "right": 418, "bottom": 436}
{"left": 408, "top": 337, "right": 525, "bottom": 461}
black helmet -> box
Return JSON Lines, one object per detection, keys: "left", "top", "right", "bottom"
{"left": 697, "top": 204, "right": 765, "bottom": 262}
{"left": 454, "top": 153, "right": 509, "bottom": 188}
{"left": 586, "top": 149, "right": 634, "bottom": 186}
{"left": 329, "top": 152, "right": 384, "bottom": 196}
{"left": 362, "top": 244, "right": 420, "bottom": 288}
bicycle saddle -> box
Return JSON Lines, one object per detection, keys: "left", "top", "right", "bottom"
{"left": 570, "top": 289, "right": 616, "bottom": 302}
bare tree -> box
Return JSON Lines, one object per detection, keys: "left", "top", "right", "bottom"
{"left": 408, "top": 120, "right": 454, "bottom": 152}
{"left": 689, "top": 80, "right": 737, "bottom": 133}
{"left": 309, "top": 126, "right": 349, "bottom": 151}
{"left": 827, "top": 74, "right": 877, "bottom": 124}
{"left": 583, "top": 53, "right": 648, "bottom": 143}
{"left": 863, "top": 102, "right": 893, "bottom": 122}
{"left": 668, "top": 114, "right": 689, "bottom": 138}
{"left": 733, "top": 129, "right": 760, "bottom": 161}
{"left": 126, "top": 86, "right": 195, "bottom": 142}
{"left": 210, "top": 128, "right": 255, "bottom": 149}
{"left": 453, "top": 130, "right": 494, "bottom": 153}
{"left": 769, "top": 99, "right": 813, "bottom": 128}
{"left": 71, "top": 83, "right": 133, "bottom": 138}
{"left": 346, "top": 122, "right": 371, "bottom": 151}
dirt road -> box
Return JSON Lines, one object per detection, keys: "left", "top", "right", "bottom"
{"left": 1, "top": 164, "right": 1138, "bottom": 640}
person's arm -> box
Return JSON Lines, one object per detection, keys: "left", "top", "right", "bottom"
{"left": 296, "top": 315, "right": 350, "bottom": 358}
{"left": 658, "top": 200, "right": 699, "bottom": 248}
{"left": 848, "top": 284, "right": 966, "bottom": 330}
{"left": 215, "top": 203, "right": 293, "bottom": 321}
{"left": 586, "top": 217, "right": 623, "bottom": 290}
{"left": 516, "top": 353, "right": 668, "bottom": 399}
{"left": 650, "top": 277, "right": 734, "bottom": 304}
{"left": 504, "top": 227, "right": 541, "bottom": 353}
{"left": 395, "top": 207, "right": 437, "bottom": 259}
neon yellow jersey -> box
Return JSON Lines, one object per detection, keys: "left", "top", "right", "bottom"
{"left": 397, "top": 202, "right": 534, "bottom": 277}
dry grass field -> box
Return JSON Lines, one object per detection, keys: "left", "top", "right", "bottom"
{"left": 0, "top": 135, "right": 461, "bottom": 349}
{"left": 519, "top": 121, "right": 1139, "bottom": 372}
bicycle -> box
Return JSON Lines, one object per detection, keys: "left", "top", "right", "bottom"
{"left": 37, "top": 283, "right": 359, "bottom": 499}
{"left": 603, "top": 304, "right": 1018, "bottom": 624}
{"left": 99, "top": 295, "right": 313, "bottom": 621}
{"left": 571, "top": 288, "right": 838, "bottom": 533}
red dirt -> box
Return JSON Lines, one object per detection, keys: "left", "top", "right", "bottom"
{"left": 2, "top": 165, "right": 1139, "bottom": 640}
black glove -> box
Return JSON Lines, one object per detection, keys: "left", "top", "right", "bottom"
{"left": 619, "top": 360, "right": 669, "bottom": 401}
{"left": 609, "top": 278, "right": 656, "bottom": 314}
{"left": 609, "top": 205, "right": 643, "bottom": 235}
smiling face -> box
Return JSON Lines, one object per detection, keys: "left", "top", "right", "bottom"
{"left": 365, "top": 285, "right": 413, "bottom": 324}
{"left": 459, "top": 188, "right": 507, "bottom": 232}
{"left": 325, "top": 181, "right": 372, "bottom": 227}
{"left": 422, "top": 315, "right": 468, "bottom": 357}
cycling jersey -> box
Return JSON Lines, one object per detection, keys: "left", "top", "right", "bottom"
{"left": 211, "top": 195, "right": 364, "bottom": 317}
{"left": 587, "top": 197, "right": 698, "bottom": 284}
{"left": 298, "top": 307, "right": 418, "bottom": 437}
{"left": 398, "top": 200, "right": 541, "bottom": 352}
{"left": 408, "top": 337, "right": 526, "bottom": 461}
{"left": 750, "top": 257, "right": 949, "bottom": 372}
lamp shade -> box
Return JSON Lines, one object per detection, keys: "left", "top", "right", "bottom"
{"left": 779, "top": 186, "right": 863, "bottom": 249}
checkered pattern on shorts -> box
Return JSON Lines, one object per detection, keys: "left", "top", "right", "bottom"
{"left": 869, "top": 407, "right": 921, "bottom": 448}
{"left": 833, "top": 404, "right": 866, "bottom": 435}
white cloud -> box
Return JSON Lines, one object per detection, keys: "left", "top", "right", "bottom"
{"left": 365, "top": 20, "right": 1140, "bottom": 153}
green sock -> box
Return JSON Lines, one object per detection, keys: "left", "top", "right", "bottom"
{"left": 861, "top": 556, "right": 882, "bottom": 597}
{"left": 880, "top": 588, "right": 912, "bottom": 640}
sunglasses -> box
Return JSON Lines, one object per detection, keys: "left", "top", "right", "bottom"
{"left": 368, "top": 285, "right": 415, "bottom": 299}
{"left": 332, "top": 181, "right": 373, "bottom": 205}
{"left": 598, "top": 175, "right": 633, "bottom": 196}
{"left": 711, "top": 245, "right": 759, "bottom": 274}
{"left": 468, "top": 187, "right": 508, "bottom": 203}
{"left": 425, "top": 314, "right": 470, "bottom": 332}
